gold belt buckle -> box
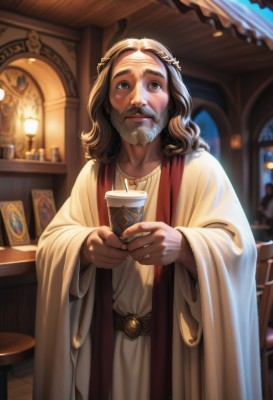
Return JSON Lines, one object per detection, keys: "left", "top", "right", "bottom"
{"left": 123, "top": 314, "right": 142, "bottom": 339}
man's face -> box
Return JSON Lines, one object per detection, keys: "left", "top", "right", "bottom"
{"left": 109, "top": 50, "right": 170, "bottom": 146}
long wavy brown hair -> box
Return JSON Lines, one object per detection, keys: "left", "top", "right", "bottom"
{"left": 81, "top": 37, "right": 209, "bottom": 163}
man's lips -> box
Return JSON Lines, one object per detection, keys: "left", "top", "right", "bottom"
{"left": 125, "top": 114, "right": 151, "bottom": 122}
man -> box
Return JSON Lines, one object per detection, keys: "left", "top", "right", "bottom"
{"left": 257, "top": 182, "right": 273, "bottom": 223}
{"left": 33, "top": 38, "right": 261, "bottom": 400}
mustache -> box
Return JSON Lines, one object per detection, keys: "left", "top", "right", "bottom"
{"left": 121, "top": 106, "right": 158, "bottom": 121}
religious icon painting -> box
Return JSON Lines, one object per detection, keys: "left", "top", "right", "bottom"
{"left": 0, "top": 201, "right": 30, "bottom": 245}
{"left": 31, "top": 189, "right": 56, "bottom": 238}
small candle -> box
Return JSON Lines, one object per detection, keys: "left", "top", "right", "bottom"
{"left": 124, "top": 178, "right": 129, "bottom": 192}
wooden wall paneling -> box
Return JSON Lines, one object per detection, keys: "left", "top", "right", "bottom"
{"left": 0, "top": 273, "right": 37, "bottom": 336}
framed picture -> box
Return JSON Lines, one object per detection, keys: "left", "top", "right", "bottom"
{"left": 0, "top": 201, "right": 30, "bottom": 245}
{"left": 31, "top": 189, "right": 56, "bottom": 238}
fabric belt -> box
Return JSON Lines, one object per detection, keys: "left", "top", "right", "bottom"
{"left": 113, "top": 311, "right": 152, "bottom": 339}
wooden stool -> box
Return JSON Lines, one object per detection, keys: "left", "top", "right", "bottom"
{"left": 0, "top": 332, "right": 35, "bottom": 400}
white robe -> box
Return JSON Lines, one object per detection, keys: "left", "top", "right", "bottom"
{"left": 33, "top": 150, "right": 262, "bottom": 400}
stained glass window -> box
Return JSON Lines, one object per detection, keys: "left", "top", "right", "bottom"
{"left": 193, "top": 109, "right": 221, "bottom": 159}
{"left": 258, "top": 117, "right": 273, "bottom": 197}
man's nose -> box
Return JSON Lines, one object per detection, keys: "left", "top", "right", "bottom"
{"left": 130, "top": 83, "right": 147, "bottom": 107}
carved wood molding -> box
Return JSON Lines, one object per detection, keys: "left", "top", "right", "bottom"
{"left": 0, "top": 30, "right": 77, "bottom": 97}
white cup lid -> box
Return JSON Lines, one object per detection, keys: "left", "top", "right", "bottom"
{"left": 105, "top": 190, "right": 147, "bottom": 200}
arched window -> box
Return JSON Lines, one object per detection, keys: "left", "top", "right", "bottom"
{"left": 258, "top": 117, "right": 273, "bottom": 197}
{"left": 193, "top": 109, "right": 221, "bottom": 159}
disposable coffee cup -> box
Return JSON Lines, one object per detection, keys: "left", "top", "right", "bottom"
{"left": 105, "top": 190, "right": 147, "bottom": 241}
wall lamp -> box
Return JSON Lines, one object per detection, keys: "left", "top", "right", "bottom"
{"left": 0, "top": 87, "right": 5, "bottom": 101}
{"left": 24, "top": 117, "right": 39, "bottom": 152}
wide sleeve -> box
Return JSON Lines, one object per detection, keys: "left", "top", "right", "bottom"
{"left": 173, "top": 151, "right": 261, "bottom": 399}
{"left": 33, "top": 160, "right": 100, "bottom": 400}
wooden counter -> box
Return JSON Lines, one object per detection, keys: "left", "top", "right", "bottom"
{"left": 0, "top": 247, "right": 36, "bottom": 277}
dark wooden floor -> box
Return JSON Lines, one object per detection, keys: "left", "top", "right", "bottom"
{"left": 7, "top": 358, "right": 273, "bottom": 400}
{"left": 8, "top": 358, "right": 33, "bottom": 400}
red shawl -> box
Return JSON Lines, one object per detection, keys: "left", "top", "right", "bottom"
{"left": 89, "top": 155, "right": 184, "bottom": 400}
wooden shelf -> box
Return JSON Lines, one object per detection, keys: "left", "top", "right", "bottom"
{"left": 0, "top": 159, "right": 66, "bottom": 174}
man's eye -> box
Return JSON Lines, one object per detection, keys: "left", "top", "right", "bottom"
{"left": 149, "top": 81, "right": 161, "bottom": 90}
{"left": 116, "top": 81, "right": 130, "bottom": 90}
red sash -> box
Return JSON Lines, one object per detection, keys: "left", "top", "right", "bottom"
{"left": 89, "top": 155, "right": 184, "bottom": 400}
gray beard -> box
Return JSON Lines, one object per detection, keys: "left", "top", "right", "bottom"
{"left": 110, "top": 107, "right": 169, "bottom": 146}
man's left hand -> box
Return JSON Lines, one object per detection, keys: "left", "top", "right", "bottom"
{"left": 122, "top": 222, "right": 183, "bottom": 266}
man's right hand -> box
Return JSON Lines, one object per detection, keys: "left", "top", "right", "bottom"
{"left": 80, "top": 226, "right": 129, "bottom": 269}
